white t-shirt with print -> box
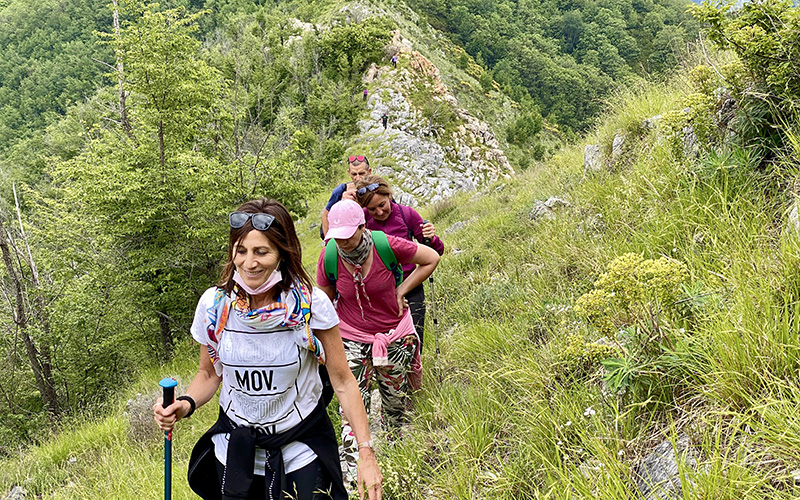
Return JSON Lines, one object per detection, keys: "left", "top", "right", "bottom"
{"left": 190, "top": 286, "right": 338, "bottom": 474}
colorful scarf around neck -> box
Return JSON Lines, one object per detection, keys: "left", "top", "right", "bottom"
{"left": 203, "top": 281, "right": 325, "bottom": 375}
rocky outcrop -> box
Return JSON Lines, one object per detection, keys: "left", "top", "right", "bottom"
{"left": 584, "top": 144, "right": 603, "bottom": 174}
{"left": 633, "top": 434, "right": 698, "bottom": 500}
{"left": 358, "top": 34, "right": 512, "bottom": 206}
{"left": 2, "top": 486, "right": 27, "bottom": 500}
{"left": 784, "top": 198, "right": 800, "bottom": 238}
{"left": 529, "top": 197, "right": 571, "bottom": 221}
{"left": 584, "top": 93, "right": 739, "bottom": 175}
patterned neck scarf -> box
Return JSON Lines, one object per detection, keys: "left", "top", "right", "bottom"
{"left": 205, "top": 282, "right": 325, "bottom": 372}
{"left": 337, "top": 229, "right": 374, "bottom": 318}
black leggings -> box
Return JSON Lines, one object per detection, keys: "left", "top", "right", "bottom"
{"left": 406, "top": 281, "right": 426, "bottom": 352}
{"left": 215, "top": 457, "right": 332, "bottom": 499}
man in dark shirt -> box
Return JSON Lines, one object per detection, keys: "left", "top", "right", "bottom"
{"left": 320, "top": 155, "right": 372, "bottom": 238}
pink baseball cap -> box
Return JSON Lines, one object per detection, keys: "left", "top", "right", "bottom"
{"left": 325, "top": 199, "right": 365, "bottom": 240}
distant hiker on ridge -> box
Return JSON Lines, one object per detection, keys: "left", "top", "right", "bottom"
{"left": 363, "top": 88, "right": 368, "bottom": 101}
{"left": 320, "top": 155, "right": 372, "bottom": 239}
{"left": 380, "top": 112, "right": 388, "bottom": 130}
{"left": 391, "top": 54, "right": 397, "bottom": 68}
{"left": 355, "top": 175, "right": 444, "bottom": 352}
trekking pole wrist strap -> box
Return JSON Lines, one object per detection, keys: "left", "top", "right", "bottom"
{"left": 177, "top": 395, "right": 196, "bottom": 419}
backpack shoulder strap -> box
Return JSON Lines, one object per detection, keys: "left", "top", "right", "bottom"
{"left": 371, "top": 230, "right": 403, "bottom": 287}
{"left": 323, "top": 239, "right": 339, "bottom": 291}
{"left": 396, "top": 203, "right": 415, "bottom": 241}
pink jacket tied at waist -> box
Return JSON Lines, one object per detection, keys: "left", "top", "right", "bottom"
{"left": 338, "top": 309, "right": 423, "bottom": 390}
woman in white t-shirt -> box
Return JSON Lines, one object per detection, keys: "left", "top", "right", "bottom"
{"left": 153, "top": 199, "right": 381, "bottom": 500}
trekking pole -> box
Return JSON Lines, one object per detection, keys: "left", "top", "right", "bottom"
{"left": 159, "top": 377, "right": 178, "bottom": 500}
{"left": 421, "top": 221, "right": 440, "bottom": 359}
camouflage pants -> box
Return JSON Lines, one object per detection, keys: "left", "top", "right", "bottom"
{"left": 339, "top": 336, "right": 415, "bottom": 485}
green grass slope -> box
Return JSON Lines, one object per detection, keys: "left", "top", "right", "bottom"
{"left": 374, "top": 75, "right": 800, "bottom": 497}
{"left": 4, "top": 48, "right": 800, "bottom": 500}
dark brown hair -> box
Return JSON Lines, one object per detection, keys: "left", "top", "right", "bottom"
{"left": 218, "top": 199, "right": 312, "bottom": 294}
{"left": 355, "top": 175, "right": 392, "bottom": 207}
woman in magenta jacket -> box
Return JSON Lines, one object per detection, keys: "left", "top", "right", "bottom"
{"left": 354, "top": 175, "right": 444, "bottom": 352}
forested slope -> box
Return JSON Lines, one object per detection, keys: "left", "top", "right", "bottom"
{"left": 409, "top": 0, "right": 700, "bottom": 134}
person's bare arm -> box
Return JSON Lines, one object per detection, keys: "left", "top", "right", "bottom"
{"left": 318, "top": 284, "right": 335, "bottom": 302}
{"left": 394, "top": 244, "right": 439, "bottom": 315}
{"left": 153, "top": 347, "right": 221, "bottom": 431}
{"left": 317, "top": 326, "right": 382, "bottom": 499}
{"left": 321, "top": 208, "right": 331, "bottom": 236}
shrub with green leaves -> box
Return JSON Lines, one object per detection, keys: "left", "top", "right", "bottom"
{"left": 692, "top": 0, "right": 800, "bottom": 156}
{"left": 554, "top": 334, "right": 617, "bottom": 381}
{"left": 659, "top": 65, "right": 721, "bottom": 157}
{"left": 574, "top": 253, "right": 689, "bottom": 335}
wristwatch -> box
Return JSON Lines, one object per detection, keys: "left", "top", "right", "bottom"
{"left": 357, "top": 439, "right": 373, "bottom": 449}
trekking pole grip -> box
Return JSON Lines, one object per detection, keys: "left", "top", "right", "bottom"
{"left": 159, "top": 377, "right": 178, "bottom": 500}
{"left": 160, "top": 377, "right": 177, "bottom": 409}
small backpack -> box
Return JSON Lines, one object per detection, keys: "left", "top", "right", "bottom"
{"left": 323, "top": 230, "right": 403, "bottom": 293}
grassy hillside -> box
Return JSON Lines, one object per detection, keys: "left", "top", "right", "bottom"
{"left": 5, "top": 43, "right": 800, "bottom": 498}
{"left": 372, "top": 59, "right": 800, "bottom": 498}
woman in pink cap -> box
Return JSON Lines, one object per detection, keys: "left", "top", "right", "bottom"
{"left": 316, "top": 199, "right": 439, "bottom": 487}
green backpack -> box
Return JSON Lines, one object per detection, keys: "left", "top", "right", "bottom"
{"left": 324, "top": 230, "right": 403, "bottom": 293}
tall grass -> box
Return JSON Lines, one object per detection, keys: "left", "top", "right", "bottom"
{"left": 375, "top": 70, "right": 800, "bottom": 498}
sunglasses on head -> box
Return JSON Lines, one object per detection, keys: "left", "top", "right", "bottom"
{"left": 356, "top": 183, "right": 380, "bottom": 196}
{"left": 348, "top": 155, "right": 368, "bottom": 163}
{"left": 229, "top": 212, "right": 276, "bottom": 231}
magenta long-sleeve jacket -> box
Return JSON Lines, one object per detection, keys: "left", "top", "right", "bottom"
{"left": 363, "top": 201, "right": 445, "bottom": 278}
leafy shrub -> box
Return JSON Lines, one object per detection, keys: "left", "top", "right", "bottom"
{"left": 659, "top": 64, "right": 721, "bottom": 157}
{"left": 692, "top": 0, "right": 800, "bottom": 158}
{"left": 574, "top": 253, "right": 689, "bottom": 336}
{"left": 319, "top": 17, "right": 395, "bottom": 78}
{"left": 554, "top": 334, "right": 617, "bottom": 380}
{"left": 575, "top": 254, "right": 691, "bottom": 399}
{"left": 505, "top": 109, "right": 543, "bottom": 146}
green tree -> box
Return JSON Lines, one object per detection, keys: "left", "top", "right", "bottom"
{"left": 319, "top": 18, "right": 394, "bottom": 78}
{"left": 0, "top": 0, "right": 110, "bottom": 152}
{"left": 560, "top": 10, "right": 585, "bottom": 53}
{"left": 692, "top": 0, "right": 800, "bottom": 153}
{"left": 506, "top": 108, "right": 543, "bottom": 145}
{"left": 45, "top": 1, "right": 234, "bottom": 358}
